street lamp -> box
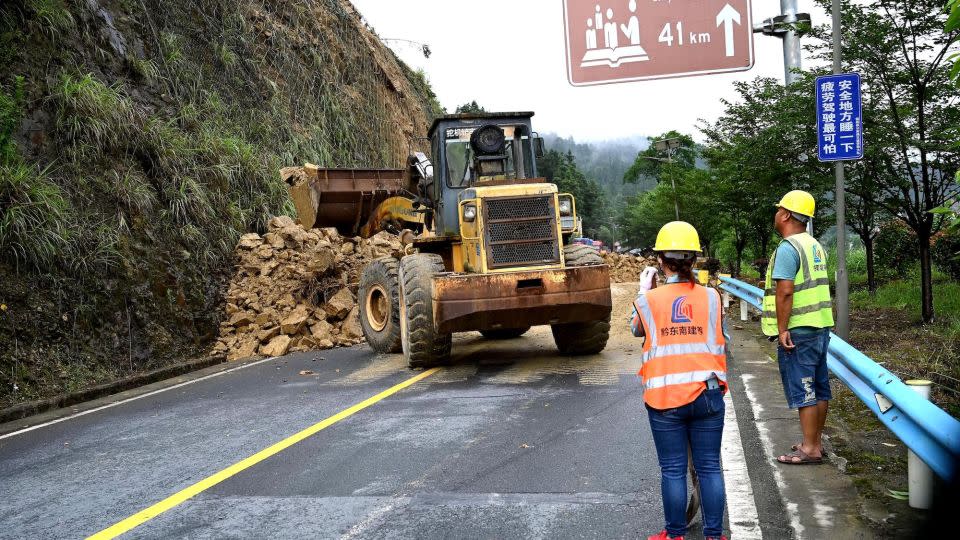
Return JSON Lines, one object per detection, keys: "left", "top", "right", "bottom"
{"left": 644, "top": 137, "right": 683, "bottom": 220}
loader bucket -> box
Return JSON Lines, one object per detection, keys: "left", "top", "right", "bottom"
{"left": 281, "top": 165, "right": 413, "bottom": 237}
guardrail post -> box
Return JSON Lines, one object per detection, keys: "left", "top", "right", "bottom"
{"left": 722, "top": 291, "right": 730, "bottom": 309}
{"left": 906, "top": 379, "right": 934, "bottom": 509}
{"left": 740, "top": 299, "right": 749, "bottom": 321}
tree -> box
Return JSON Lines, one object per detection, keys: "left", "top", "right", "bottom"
{"left": 454, "top": 101, "right": 485, "bottom": 114}
{"left": 619, "top": 132, "right": 724, "bottom": 255}
{"left": 845, "top": 159, "right": 886, "bottom": 293}
{"left": 537, "top": 149, "right": 606, "bottom": 237}
{"left": 623, "top": 130, "right": 697, "bottom": 186}
{"left": 810, "top": 0, "right": 960, "bottom": 322}
{"left": 700, "top": 76, "right": 834, "bottom": 273}
{"left": 950, "top": 0, "right": 960, "bottom": 87}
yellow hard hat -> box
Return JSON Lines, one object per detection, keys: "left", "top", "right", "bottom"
{"left": 653, "top": 221, "right": 701, "bottom": 253}
{"left": 776, "top": 190, "right": 815, "bottom": 218}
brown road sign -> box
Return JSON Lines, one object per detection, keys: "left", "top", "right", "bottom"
{"left": 563, "top": 0, "right": 754, "bottom": 86}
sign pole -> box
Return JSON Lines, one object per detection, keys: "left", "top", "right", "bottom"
{"left": 832, "top": 0, "right": 849, "bottom": 339}
{"left": 780, "top": 0, "right": 802, "bottom": 85}
{"left": 778, "top": 0, "right": 816, "bottom": 236}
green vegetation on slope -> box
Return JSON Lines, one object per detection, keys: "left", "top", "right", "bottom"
{"left": 0, "top": 0, "right": 442, "bottom": 406}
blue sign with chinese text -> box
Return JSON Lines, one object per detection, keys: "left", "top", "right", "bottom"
{"left": 816, "top": 73, "right": 863, "bottom": 162}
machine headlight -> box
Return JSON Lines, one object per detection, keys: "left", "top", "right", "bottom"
{"left": 463, "top": 204, "right": 477, "bottom": 222}
{"left": 559, "top": 198, "right": 572, "bottom": 216}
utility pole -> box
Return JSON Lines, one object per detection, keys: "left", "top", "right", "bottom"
{"left": 832, "top": 0, "right": 850, "bottom": 339}
{"left": 649, "top": 138, "right": 683, "bottom": 220}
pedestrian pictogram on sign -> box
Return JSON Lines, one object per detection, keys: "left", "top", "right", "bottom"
{"left": 815, "top": 73, "right": 863, "bottom": 162}
{"left": 563, "top": 0, "right": 754, "bottom": 86}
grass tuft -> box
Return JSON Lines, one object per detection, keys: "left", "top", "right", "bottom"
{"left": 0, "top": 161, "right": 72, "bottom": 270}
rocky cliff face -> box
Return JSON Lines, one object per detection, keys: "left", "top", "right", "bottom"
{"left": 0, "top": 0, "right": 442, "bottom": 407}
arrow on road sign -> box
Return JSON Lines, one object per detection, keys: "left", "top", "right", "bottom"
{"left": 716, "top": 4, "right": 742, "bottom": 57}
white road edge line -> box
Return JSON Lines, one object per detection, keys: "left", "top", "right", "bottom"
{"left": 722, "top": 388, "right": 762, "bottom": 539}
{"left": 0, "top": 356, "right": 278, "bottom": 441}
{"left": 741, "top": 371, "right": 804, "bottom": 538}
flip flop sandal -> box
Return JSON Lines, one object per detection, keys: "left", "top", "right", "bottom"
{"left": 791, "top": 443, "right": 828, "bottom": 456}
{"left": 777, "top": 448, "right": 823, "bottom": 465}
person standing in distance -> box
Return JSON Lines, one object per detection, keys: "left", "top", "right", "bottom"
{"left": 764, "top": 190, "right": 834, "bottom": 465}
{"left": 630, "top": 221, "right": 728, "bottom": 540}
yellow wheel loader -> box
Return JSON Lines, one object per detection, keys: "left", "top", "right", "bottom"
{"left": 282, "top": 112, "right": 612, "bottom": 368}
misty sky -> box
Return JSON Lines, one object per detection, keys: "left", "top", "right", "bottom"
{"left": 351, "top": 0, "right": 829, "bottom": 142}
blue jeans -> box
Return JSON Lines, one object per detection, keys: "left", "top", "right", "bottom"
{"left": 646, "top": 388, "right": 726, "bottom": 538}
{"left": 777, "top": 328, "right": 832, "bottom": 409}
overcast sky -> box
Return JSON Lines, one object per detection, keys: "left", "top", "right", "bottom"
{"left": 351, "top": 0, "right": 828, "bottom": 142}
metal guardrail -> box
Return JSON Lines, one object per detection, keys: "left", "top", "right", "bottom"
{"left": 718, "top": 275, "right": 960, "bottom": 480}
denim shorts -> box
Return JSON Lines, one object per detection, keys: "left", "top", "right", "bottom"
{"left": 777, "top": 328, "right": 832, "bottom": 409}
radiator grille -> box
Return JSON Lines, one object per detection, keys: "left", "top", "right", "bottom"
{"left": 488, "top": 219, "right": 555, "bottom": 243}
{"left": 483, "top": 195, "right": 560, "bottom": 268}
{"left": 486, "top": 197, "right": 551, "bottom": 220}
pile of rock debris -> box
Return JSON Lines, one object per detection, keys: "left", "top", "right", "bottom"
{"left": 212, "top": 216, "right": 404, "bottom": 361}
{"left": 601, "top": 252, "right": 658, "bottom": 283}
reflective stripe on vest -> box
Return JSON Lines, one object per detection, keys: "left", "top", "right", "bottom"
{"left": 633, "top": 283, "right": 727, "bottom": 409}
{"left": 761, "top": 233, "right": 835, "bottom": 336}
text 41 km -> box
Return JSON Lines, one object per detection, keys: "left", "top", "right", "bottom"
{"left": 658, "top": 22, "right": 712, "bottom": 46}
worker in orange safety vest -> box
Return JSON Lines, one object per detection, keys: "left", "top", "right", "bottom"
{"left": 630, "top": 221, "right": 728, "bottom": 540}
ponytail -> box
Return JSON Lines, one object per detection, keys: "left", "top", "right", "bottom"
{"left": 660, "top": 255, "right": 696, "bottom": 287}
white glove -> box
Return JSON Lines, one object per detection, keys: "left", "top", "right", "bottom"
{"left": 637, "top": 266, "right": 658, "bottom": 295}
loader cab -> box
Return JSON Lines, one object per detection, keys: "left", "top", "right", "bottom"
{"left": 426, "top": 112, "right": 543, "bottom": 237}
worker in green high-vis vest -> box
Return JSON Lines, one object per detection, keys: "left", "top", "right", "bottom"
{"left": 762, "top": 190, "right": 834, "bottom": 465}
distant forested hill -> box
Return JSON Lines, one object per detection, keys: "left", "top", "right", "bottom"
{"left": 542, "top": 134, "right": 655, "bottom": 201}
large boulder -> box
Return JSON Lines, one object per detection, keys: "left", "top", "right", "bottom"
{"left": 341, "top": 307, "right": 363, "bottom": 340}
{"left": 280, "top": 305, "right": 311, "bottom": 335}
{"left": 260, "top": 335, "right": 292, "bottom": 357}
{"left": 323, "top": 288, "right": 355, "bottom": 320}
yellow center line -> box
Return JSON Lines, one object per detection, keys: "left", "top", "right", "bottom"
{"left": 87, "top": 367, "right": 442, "bottom": 540}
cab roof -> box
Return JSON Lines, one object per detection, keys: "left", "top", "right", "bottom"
{"left": 428, "top": 111, "right": 534, "bottom": 138}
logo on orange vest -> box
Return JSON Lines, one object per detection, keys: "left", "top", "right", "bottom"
{"left": 671, "top": 296, "right": 693, "bottom": 323}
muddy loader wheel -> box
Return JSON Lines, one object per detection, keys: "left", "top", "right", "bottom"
{"left": 552, "top": 243, "right": 610, "bottom": 355}
{"left": 551, "top": 317, "right": 610, "bottom": 355}
{"left": 562, "top": 243, "right": 603, "bottom": 266}
{"left": 359, "top": 257, "right": 402, "bottom": 353}
{"left": 479, "top": 327, "right": 530, "bottom": 340}
{"left": 400, "top": 253, "right": 451, "bottom": 368}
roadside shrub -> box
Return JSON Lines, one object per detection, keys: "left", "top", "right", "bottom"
{"left": 0, "top": 75, "right": 24, "bottom": 163}
{"left": 933, "top": 231, "right": 960, "bottom": 281}
{"left": 0, "top": 161, "right": 72, "bottom": 270}
{"left": 874, "top": 220, "right": 916, "bottom": 277}
{"left": 751, "top": 257, "right": 769, "bottom": 277}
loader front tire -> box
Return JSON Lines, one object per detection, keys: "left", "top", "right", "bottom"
{"left": 359, "top": 257, "right": 402, "bottom": 353}
{"left": 479, "top": 327, "right": 530, "bottom": 340}
{"left": 552, "top": 243, "right": 610, "bottom": 355}
{"left": 400, "top": 253, "right": 451, "bottom": 368}
{"left": 551, "top": 318, "right": 610, "bottom": 356}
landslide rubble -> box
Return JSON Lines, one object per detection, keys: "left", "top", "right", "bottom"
{"left": 213, "top": 217, "right": 404, "bottom": 361}
{"left": 602, "top": 252, "right": 659, "bottom": 283}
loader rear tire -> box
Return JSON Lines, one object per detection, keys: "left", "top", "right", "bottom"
{"left": 479, "top": 327, "right": 530, "bottom": 340}
{"left": 400, "top": 253, "right": 451, "bottom": 369}
{"left": 552, "top": 243, "right": 610, "bottom": 355}
{"left": 359, "top": 257, "right": 402, "bottom": 353}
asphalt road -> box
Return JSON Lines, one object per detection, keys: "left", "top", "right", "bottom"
{"left": 0, "top": 285, "right": 792, "bottom": 539}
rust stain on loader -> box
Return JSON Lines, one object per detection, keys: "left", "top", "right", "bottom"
{"left": 432, "top": 265, "right": 612, "bottom": 334}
